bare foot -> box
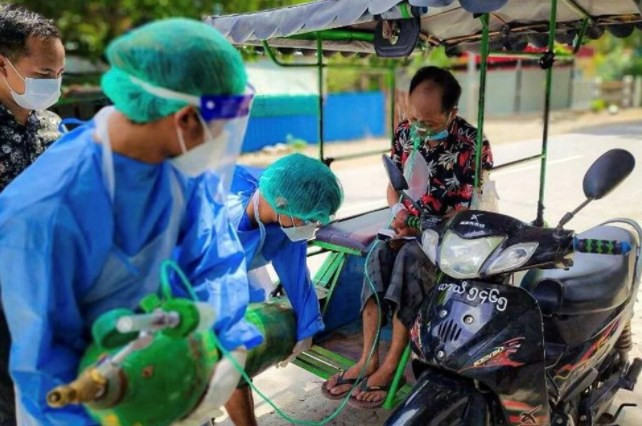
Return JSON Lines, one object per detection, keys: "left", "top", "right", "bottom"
{"left": 351, "top": 365, "right": 395, "bottom": 403}
{"left": 325, "top": 360, "right": 378, "bottom": 397}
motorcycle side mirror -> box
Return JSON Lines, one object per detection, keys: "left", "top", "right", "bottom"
{"left": 557, "top": 149, "right": 635, "bottom": 229}
{"left": 381, "top": 155, "right": 425, "bottom": 213}
{"left": 583, "top": 149, "right": 635, "bottom": 200}
{"left": 382, "top": 155, "right": 409, "bottom": 192}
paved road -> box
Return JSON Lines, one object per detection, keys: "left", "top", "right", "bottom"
{"left": 220, "top": 120, "right": 642, "bottom": 425}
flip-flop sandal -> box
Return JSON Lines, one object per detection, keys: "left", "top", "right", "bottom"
{"left": 347, "top": 380, "right": 392, "bottom": 409}
{"left": 321, "top": 371, "right": 364, "bottom": 400}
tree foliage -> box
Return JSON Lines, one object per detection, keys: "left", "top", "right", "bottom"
{"left": 589, "top": 31, "right": 642, "bottom": 81}
{"left": 325, "top": 46, "right": 453, "bottom": 93}
{"left": 10, "top": 0, "right": 640, "bottom": 87}
{"left": 9, "top": 0, "right": 307, "bottom": 60}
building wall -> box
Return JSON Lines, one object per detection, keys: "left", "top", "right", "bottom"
{"left": 242, "top": 64, "right": 577, "bottom": 153}
{"left": 242, "top": 91, "right": 386, "bottom": 152}
{"left": 439, "top": 66, "right": 572, "bottom": 121}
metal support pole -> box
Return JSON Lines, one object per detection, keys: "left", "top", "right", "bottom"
{"left": 288, "top": 29, "right": 375, "bottom": 42}
{"left": 474, "top": 13, "right": 490, "bottom": 189}
{"left": 487, "top": 51, "right": 571, "bottom": 60}
{"left": 573, "top": 18, "right": 589, "bottom": 54}
{"left": 316, "top": 35, "right": 325, "bottom": 163}
{"left": 466, "top": 52, "right": 476, "bottom": 121}
{"left": 568, "top": 59, "right": 576, "bottom": 109}
{"left": 514, "top": 59, "right": 522, "bottom": 114}
{"left": 382, "top": 344, "right": 411, "bottom": 410}
{"left": 535, "top": 0, "right": 558, "bottom": 227}
{"left": 261, "top": 41, "right": 395, "bottom": 71}
{"left": 493, "top": 154, "right": 544, "bottom": 171}
{"left": 389, "top": 65, "right": 396, "bottom": 140}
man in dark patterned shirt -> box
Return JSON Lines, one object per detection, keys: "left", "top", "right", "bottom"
{"left": 322, "top": 67, "right": 493, "bottom": 408}
{"left": 0, "top": 5, "right": 64, "bottom": 193}
{"left": 0, "top": 5, "right": 64, "bottom": 425}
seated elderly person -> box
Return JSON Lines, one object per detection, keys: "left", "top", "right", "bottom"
{"left": 321, "top": 66, "right": 493, "bottom": 409}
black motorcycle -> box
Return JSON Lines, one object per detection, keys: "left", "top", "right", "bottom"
{"left": 382, "top": 149, "right": 641, "bottom": 426}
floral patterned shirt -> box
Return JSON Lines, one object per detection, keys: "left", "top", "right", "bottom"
{"left": 0, "top": 103, "right": 61, "bottom": 191}
{"left": 391, "top": 116, "right": 494, "bottom": 216}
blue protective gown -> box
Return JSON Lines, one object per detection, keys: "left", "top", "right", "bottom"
{"left": 225, "top": 166, "right": 324, "bottom": 342}
{"left": 0, "top": 118, "right": 262, "bottom": 424}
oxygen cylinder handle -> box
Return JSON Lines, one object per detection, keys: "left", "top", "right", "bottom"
{"left": 116, "top": 310, "right": 180, "bottom": 333}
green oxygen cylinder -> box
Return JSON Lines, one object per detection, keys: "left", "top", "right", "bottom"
{"left": 243, "top": 301, "right": 297, "bottom": 378}
{"left": 46, "top": 298, "right": 298, "bottom": 425}
{"left": 47, "top": 298, "right": 219, "bottom": 426}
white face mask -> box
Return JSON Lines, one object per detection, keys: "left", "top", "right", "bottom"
{"left": 278, "top": 214, "right": 318, "bottom": 242}
{"left": 170, "top": 114, "right": 226, "bottom": 177}
{"left": 2, "top": 58, "right": 61, "bottom": 110}
{"left": 281, "top": 224, "right": 318, "bottom": 242}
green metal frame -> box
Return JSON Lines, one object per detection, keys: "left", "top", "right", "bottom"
{"left": 474, "top": 13, "right": 490, "bottom": 188}
{"left": 311, "top": 240, "right": 362, "bottom": 256}
{"left": 289, "top": 29, "right": 375, "bottom": 43}
{"left": 383, "top": 344, "right": 411, "bottom": 409}
{"left": 535, "top": 0, "right": 559, "bottom": 226}
{"left": 311, "top": 250, "right": 347, "bottom": 317}
{"left": 574, "top": 19, "right": 590, "bottom": 54}
{"left": 486, "top": 51, "right": 573, "bottom": 60}
{"left": 261, "top": 37, "right": 398, "bottom": 165}
{"left": 316, "top": 35, "right": 325, "bottom": 160}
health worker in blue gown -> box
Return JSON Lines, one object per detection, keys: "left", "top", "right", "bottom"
{"left": 222, "top": 154, "right": 344, "bottom": 426}
{"left": 0, "top": 18, "right": 260, "bottom": 425}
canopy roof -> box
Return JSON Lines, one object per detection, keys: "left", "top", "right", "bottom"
{"left": 207, "top": 0, "right": 642, "bottom": 55}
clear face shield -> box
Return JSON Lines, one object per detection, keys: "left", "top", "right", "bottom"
{"left": 177, "top": 89, "right": 254, "bottom": 193}
{"left": 128, "top": 75, "right": 254, "bottom": 194}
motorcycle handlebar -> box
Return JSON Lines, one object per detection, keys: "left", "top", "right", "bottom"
{"left": 574, "top": 238, "right": 632, "bottom": 255}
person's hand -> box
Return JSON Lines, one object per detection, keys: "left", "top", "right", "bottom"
{"left": 391, "top": 209, "right": 409, "bottom": 234}
{"left": 388, "top": 238, "right": 406, "bottom": 251}
{"left": 392, "top": 210, "right": 420, "bottom": 237}
{"left": 277, "top": 337, "right": 312, "bottom": 368}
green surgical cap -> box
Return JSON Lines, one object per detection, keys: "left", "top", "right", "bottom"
{"left": 259, "top": 154, "right": 343, "bottom": 225}
{"left": 101, "top": 18, "right": 247, "bottom": 123}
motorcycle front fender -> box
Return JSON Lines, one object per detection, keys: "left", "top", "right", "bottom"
{"left": 385, "top": 367, "right": 489, "bottom": 426}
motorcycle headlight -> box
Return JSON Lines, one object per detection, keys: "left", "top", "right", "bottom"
{"left": 484, "top": 242, "right": 539, "bottom": 276}
{"left": 439, "top": 231, "right": 504, "bottom": 279}
{"left": 421, "top": 229, "right": 439, "bottom": 264}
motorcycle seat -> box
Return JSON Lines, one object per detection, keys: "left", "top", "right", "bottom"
{"left": 522, "top": 225, "right": 636, "bottom": 315}
{"left": 314, "top": 207, "right": 390, "bottom": 255}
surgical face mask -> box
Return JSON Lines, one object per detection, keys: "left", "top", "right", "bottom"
{"left": 2, "top": 58, "right": 61, "bottom": 110}
{"left": 127, "top": 74, "right": 254, "bottom": 193}
{"left": 171, "top": 114, "right": 224, "bottom": 177}
{"left": 278, "top": 214, "right": 319, "bottom": 242}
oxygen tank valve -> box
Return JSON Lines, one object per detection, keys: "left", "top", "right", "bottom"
{"left": 47, "top": 367, "right": 108, "bottom": 408}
